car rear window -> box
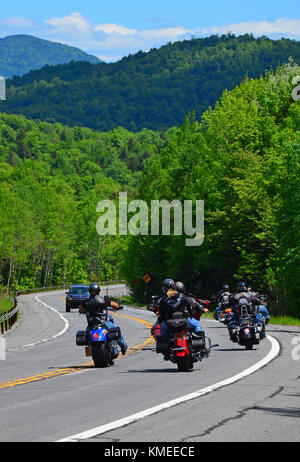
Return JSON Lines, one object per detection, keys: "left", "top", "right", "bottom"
{"left": 69, "top": 287, "right": 89, "bottom": 294}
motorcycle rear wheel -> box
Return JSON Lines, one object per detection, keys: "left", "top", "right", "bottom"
{"left": 176, "top": 355, "right": 194, "bottom": 372}
{"left": 244, "top": 340, "right": 253, "bottom": 350}
{"left": 91, "top": 343, "right": 111, "bottom": 368}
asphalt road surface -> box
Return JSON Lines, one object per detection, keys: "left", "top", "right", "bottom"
{"left": 0, "top": 287, "right": 299, "bottom": 442}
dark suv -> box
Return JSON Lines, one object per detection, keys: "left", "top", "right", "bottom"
{"left": 65, "top": 285, "right": 90, "bottom": 312}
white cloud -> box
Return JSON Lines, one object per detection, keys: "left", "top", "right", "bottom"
{"left": 94, "top": 23, "right": 137, "bottom": 36}
{"left": 2, "top": 17, "right": 35, "bottom": 28}
{"left": 45, "top": 12, "right": 91, "bottom": 36}
{"left": 140, "top": 26, "right": 191, "bottom": 39}
{"left": 0, "top": 14, "right": 299, "bottom": 62}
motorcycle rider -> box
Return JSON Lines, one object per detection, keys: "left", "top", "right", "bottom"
{"left": 175, "top": 281, "right": 209, "bottom": 327}
{"left": 247, "top": 287, "right": 270, "bottom": 325}
{"left": 158, "top": 279, "right": 202, "bottom": 335}
{"left": 213, "top": 284, "right": 233, "bottom": 320}
{"left": 153, "top": 279, "right": 204, "bottom": 360}
{"left": 228, "top": 282, "right": 264, "bottom": 342}
{"left": 79, "top": 283, "right": 128, "bottom": 355}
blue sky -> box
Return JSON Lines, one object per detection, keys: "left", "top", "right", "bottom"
{"left": 0, "top": 0, "right": 299, "bottom": 61}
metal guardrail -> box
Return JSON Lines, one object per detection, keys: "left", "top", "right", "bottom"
{"left": 0, "top": 305, "right": 18, "bottom": 334}
{"left": 16, "top": 281, "right": 126, "bottom": 296}
{"left": 16, "top": 284, "right": 72, "bottom": 296}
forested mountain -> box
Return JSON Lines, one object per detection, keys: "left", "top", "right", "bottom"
{"left": 123, "top": 63, "right": 300, "bottom": 316}
{"left": 1, "top": 34, "right": 300, "bottom": 131}
{"left": 0, "top": 35, "right": 100, "bottom": 78}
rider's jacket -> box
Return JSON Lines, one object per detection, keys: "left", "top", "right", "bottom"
{"left": 82, "top": 295, "right": 111, "bottom": 325}
{"left": 158, "top": 290, "right": 193, "bottom": 321}
{"left": 232, "top": 291, "right": 260, "bottom": 316}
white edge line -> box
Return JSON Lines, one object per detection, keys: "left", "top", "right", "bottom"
{"left": 16, "top": 294, "right": 69, "bottom": 349}
{"left": 57, "top": 334, "right": 280, "bottom": 442}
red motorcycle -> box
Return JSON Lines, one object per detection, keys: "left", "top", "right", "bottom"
{"left": 155, "top": 312, "right": 212, "bottom": 372}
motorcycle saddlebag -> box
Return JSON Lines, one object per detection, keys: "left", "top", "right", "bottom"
{"left": 166, "top": 311, "right": 188, "bottom": 332}
{"left": 76, "top": 330, "right": 88, "bottom": 346}
{"left": 151, "top": 324, "right": 161, "bottom": 339}
{"left": 108, "top": 326, "right": 121, "bottom": 341}
{"left": 156, "top": 334, "right": 169, "bottom": 353}
{"left": 191, "top": 331, "right": 205, "bottom": 351}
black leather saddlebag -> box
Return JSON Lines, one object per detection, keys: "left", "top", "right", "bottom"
{"left": 166, "top": 312, "right": 188, "bottom": 332}
{"left": 76, "top": 330, "right": 88, "bottom": 346}
{"left": 108, "top": 326, "right": 121, "bottom": 341}
{"left": 156, "top": 334, "right": 169, "bottom": 353}
{"left": 191, "top": 331, "right": 205, "bottom": 351}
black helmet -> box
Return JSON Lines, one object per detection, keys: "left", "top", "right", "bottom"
{"left": 175, "top": 281, "right": 185, "bottom": 293}
{"left": 162, "top": 278, "right": 175, "bottom": 293}
{"left": 89, "top": 283, "right": 100, "bottom": 297}
{"left": 237, "top": 281, "right": 247, "bottom": 293}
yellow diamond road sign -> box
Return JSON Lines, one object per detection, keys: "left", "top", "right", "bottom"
{"left": 143, "top": 274, "right": 151, "bottom": 283}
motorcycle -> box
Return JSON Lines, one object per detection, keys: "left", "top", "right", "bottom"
{"left": 155, "top": 311, "right": 213, "bottom": 372}
{"left": 76, "top": 313, "right": 121, "bottom": 368}
{"left": 217, "top": 307, "right": 232, "bottom": 325}
{"left": 230, "top": 303, "right": 261, "bottom": 350}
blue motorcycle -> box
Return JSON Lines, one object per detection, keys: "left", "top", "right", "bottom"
{"left": 76, "top": 313, "right": 121, "bottom": 368}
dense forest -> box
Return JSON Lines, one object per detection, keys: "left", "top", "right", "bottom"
{"left": 0, "top": 113, "right": 166, "bottom": 290}
{"left": 123, "top": 63, "right": 300, "bottom": 316}
{"left": 0, "top": 34, "right": 100, "bottom": 79}
{"left": 1, "top": 34, "right": 300, "bottom": 131}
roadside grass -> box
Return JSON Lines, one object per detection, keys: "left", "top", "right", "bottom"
{"left": 269, "top": 315, "right": 300, "bottom": 326}
{"left": 0, "top": 294, "right": 12, "bottom": 315}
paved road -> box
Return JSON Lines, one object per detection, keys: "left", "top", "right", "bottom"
{"left": 0, "top": 289, "right": 299, "bottom": 442}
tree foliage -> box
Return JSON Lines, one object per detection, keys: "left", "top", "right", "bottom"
{"left": 123, "top": 64, "right": 300, "bottom": 316}
{"left": 0, "top": 113, "right": 164, "bottom": 290}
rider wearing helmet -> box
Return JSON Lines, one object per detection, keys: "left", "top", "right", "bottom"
{"left": 228, "top": 282, "right": 264, "bottom": 342}
{"left": 175, "top": 281, "right": 186, "bottom": 294}
{"left": 213, "top": 283, "right": 233, "bottom": 320}
{"left": 176, "top": 281, "right": 209, "bottom": 322}
{"left": 158, "top": 279, "right": 202, "bottom": 334}
{"left": 234, "top": 282, "right": 260, "bottom": 307}
{"left": 79, "top": 283, "right": 127, "bottom": 355}
{"left": 247, "top": 287, "right": 270, "bottom": 325}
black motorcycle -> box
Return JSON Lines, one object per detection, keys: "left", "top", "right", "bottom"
{"left": 230, "top": 302, "right": 261, "bottom": 350}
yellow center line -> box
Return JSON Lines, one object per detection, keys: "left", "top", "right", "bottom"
{"left": 0, "top": 311, "right": 155, "bottom": 390}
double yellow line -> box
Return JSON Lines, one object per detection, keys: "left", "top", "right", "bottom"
{"left": 0, "top": 312, "right": 155, "bottom": 390}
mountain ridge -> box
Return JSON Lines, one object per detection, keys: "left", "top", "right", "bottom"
{"left": 1, "top": 34, "right": 300, "bottom": 131}
{"left": 0, "top": 34, "right": 100, "bottom": 78}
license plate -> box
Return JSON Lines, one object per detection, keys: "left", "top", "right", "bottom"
{"left": 174, "top": 333, "right": 185, "bottom": 339}
{"left": 85, "top": 347, "right": 91, "bottom": 357}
